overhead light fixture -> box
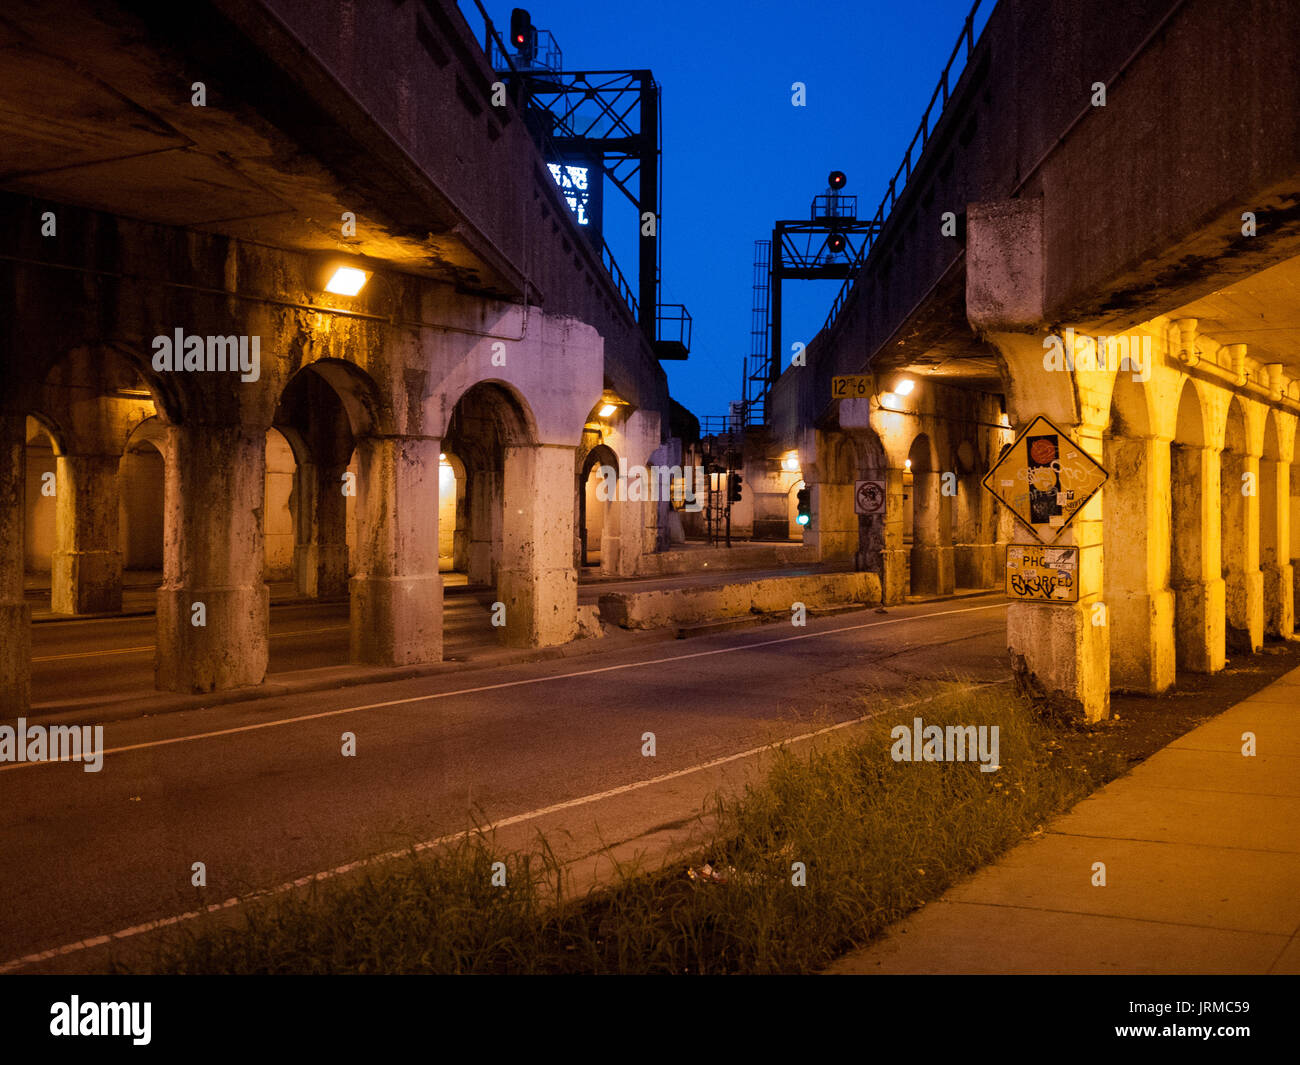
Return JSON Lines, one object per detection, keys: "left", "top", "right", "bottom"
{"left": 879, "top": 391, "right": 899, "bottom": 408}
{"left": 895, "top": 378, "right": 915, "bottom": 395}
{"left": 324, "top": 266, "right": 369, "bottom": 296}
{"left": 905, "top": 458, "right": 913, "bottom": 469}
{"left": 782, "top": 453, "right": 800, "bottom": 471}
{"left": 439, "top": 453, "right": 447, "bottom": 461}
{"left": 598, "top": 403, "right": 618, "bottom": 418}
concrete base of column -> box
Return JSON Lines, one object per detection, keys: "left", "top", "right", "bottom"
{"left": 1109, "top": 588, "right": 1176, "bottom": 694}
{"left": 1262, "top": 563, "right": 1294, "bottom": 639}
{"left": 349, "top": 574, "right": 443, "bottom": 665}
{"left": 1172, "top": 577, "right": 1226, "bottom": 673}
{"left": 498, "top": 567, "right": 577, "bottom": 648}
{"left": 878, "top": 547, "right": 909, "bottom": 606}
{"left": 156, "top": 585, "right": 270, "bottom": 692}
{"left": 468, "top": 543, "right": 494, "bottom": 586}
{"left": 910, "top": 544, "right": 955, "bottom": 596}
{"left": 294, "top": 543, "right": 348, "bottom": 598}
{"left": 954, "top": 542, "right": 998, "bottom": 588}
{"left": 51, "top": 548, "right": 122, "bottom": 614}
{"left": 0, "top": 600, "right": 31, "bottom": 712}
{"left": 1226, "top": 570, "right": 1264, "bottom": 653}
{"left": 1008, "top": 600, "right": 1110, "bottom": 722}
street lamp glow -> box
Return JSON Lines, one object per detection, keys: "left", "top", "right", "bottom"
{"left": 896, "top": 378, "right": 915, "bottom": 395}
{"left": 782, "top": 452, "right": 800, "bottom": 471}
{"left": 905, "top": 458, "right": 912, "bottom": 469}
{"left": 324, "top": 266, "right": 369, "bottom": 296}
{"left": 598, "top": 403, "right": 618, "bottom": 418}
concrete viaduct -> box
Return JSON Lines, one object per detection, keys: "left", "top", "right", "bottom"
{"left": 767, "top": 0, "right": 1300, "bottom": 721}
{"left": 0, "top": 0, "right": 673, "bottom": 710}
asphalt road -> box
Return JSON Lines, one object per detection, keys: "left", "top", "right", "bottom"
{"left": 1, "top": 593, "right": 1009, "bottom": 969}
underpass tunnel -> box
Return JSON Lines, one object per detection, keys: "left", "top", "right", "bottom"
{"left": 907, "top": 432, "right": 954, "bottom": 597}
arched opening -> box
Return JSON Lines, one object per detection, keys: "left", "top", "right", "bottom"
{"left": 119, "top": 418, "right": 169, "bottom": 601}
{"left": 1170, "top": 380, "right": 1223, "bottom": 673}
{"left": 441, "top": 381, "right": 536, "bottom": 591}
{"left": 1220, "top": 396, "right": 1258, "bottom": 654}
{"left": 23, "top": 416, "right": 60, "bottom": 607}
{"left": 438, "top": 450, "right": 468, "bottom": 582}
{"left": 1259, "top": 411, "right": 1292, "bottom": 638}
{"left": 272, "top": 361, "right": 365, "bottom": 600}
{"left": 263, "top": 426, "right": 297, "bottom": 586}
{"left": 1102, "top": 373, "right": 1171, "bottom": 692}
{"left": 578, "top": 443, "right": 620, "bottom": 569}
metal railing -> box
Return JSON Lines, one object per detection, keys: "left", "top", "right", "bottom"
{"left": 822, "top": 0, "right": 983, "bottom": 334}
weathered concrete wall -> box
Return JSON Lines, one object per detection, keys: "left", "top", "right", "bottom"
{"left": 599, "top": 571, "right": 883, "bottom": 630}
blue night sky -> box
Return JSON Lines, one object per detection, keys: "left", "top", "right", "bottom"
{"left": 467, "top": 1, "right": 990, "bottom": 419}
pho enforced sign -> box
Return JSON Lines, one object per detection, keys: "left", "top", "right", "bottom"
{"left": 1005, "top": 544, "right": 1079, "bottom": 603}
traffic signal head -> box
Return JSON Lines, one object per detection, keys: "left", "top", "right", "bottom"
{"left": 796, "top": 486, "right": 811, "bottom": 526}
{"left": 510, "top": 8, "right": 536, "bottom": 59}
{"left": 828, "top": 170, "right": 847, "bottom": 191}
{"left": 728, "top": 472, "right": 743, "bottom": 503}
{"left": 827, "top": 231, "right": 846, "bottom": 254}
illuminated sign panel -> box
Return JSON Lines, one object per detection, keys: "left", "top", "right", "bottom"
{"left": 548, "top": 163, "right": 591, "bottom": 225}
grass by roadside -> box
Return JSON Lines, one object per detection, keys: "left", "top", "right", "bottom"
{"left": 129, "top": 679, "right": 1139, "bottom": 975}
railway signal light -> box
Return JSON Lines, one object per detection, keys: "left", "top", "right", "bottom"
{"left": 827, "top": 231, "right": 847, "bottom": 254}
{"left": 796, "top": 486, "right": 811, "bottom": 526}
{"left": 728, "top": 472, "right": 743, "bottom": 503}
{"left": 828, "top": 170, "right": 847, "bottom": 190}
{"left": 510, "top": 8, "right": 537, "bottom": 60}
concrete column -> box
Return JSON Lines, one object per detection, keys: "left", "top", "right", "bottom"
{"left": 1171, "top": 443, "right": 1226, "bottom": 672}
{"left": 813, "top": 482, "right": 856, "bottom": 562}
{"left": 467, "top": 468, "right": 501, "bottom": 586}
{"left": 50, "top": 452, "right": 124, "bottom": 615}
{"left": 499, "top": 444, "right": 578, "bottom": 647}
{"left": 349, "top": 435, "right": 442, "bottom": 665}
{"left": 1104, "top": 434, "right": 1176, "bottom": 693}
{"left": 910, "top": 469, "right": 955, "bottom": 596}
{"left": 156, "top": 423, "right": 270, "bottom": 693}
{"left": 293, "top": 460, "right": 349, "bottom": 598}
{"left": 1221, "top": 449, "right": 1263, "bottom": 652}
{"left": 857, "top": 467, "right": 907, "bottom": 605}
{"left": 1006, "top": 424, "right": 1109, "bottom": 723}
{"left": 0, "top": 413, "right": 31, "bottom": 711}
{"left": 1260, "top": 454, "right": 1293, "bottom": 637}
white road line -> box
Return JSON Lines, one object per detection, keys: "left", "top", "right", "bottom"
{"left": 0, "top": 678, "right": 1008, "bottom": 973}
{"left": 3, "top": 600, "right": 1006, "bottom": 772}
{"left": 31, "top": 626, "right": 351, "bottom": 663}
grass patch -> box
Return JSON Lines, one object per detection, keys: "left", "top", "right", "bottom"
{"left": 129, "top": 682, "right": 1132, "bottom": 974}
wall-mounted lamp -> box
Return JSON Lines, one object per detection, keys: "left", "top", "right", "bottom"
{"left": 905, "top": 458, "right": 912, "bottom": 469}
{"left": 781, "top": 452, "right": 800, "bottom": 472}
{"left": 879, "top": 391, "right": 900, "bottom": 409}
{"left": 324, "top": 265, "right": 370, "bottom": 296}
{"left": 895, "top": 378, "right": 915, "bottom": 395}
{"left": 598, "top": 403, "right": 618, "bottom": 418}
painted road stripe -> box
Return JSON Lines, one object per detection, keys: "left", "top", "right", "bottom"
{"left": 6, "top": 601, "right": 1007, "bottom": 772}
{"left": 0, "top": 679, "right": 1007, "bottom": 973}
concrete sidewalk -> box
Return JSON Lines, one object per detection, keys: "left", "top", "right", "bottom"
{"left": 828, "top": 666, "right": 1300, "bottom": 975}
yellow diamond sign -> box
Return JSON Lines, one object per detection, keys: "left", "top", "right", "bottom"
{"left": 982, "top": 415, "right": 1107, "bottom": 543}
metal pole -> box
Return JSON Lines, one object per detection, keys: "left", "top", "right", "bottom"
{"left": 769, "top": 226, "right": 782, "bottom": 383}
{"left": 638, "top": 73, "right": 658, "bottom": 345}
